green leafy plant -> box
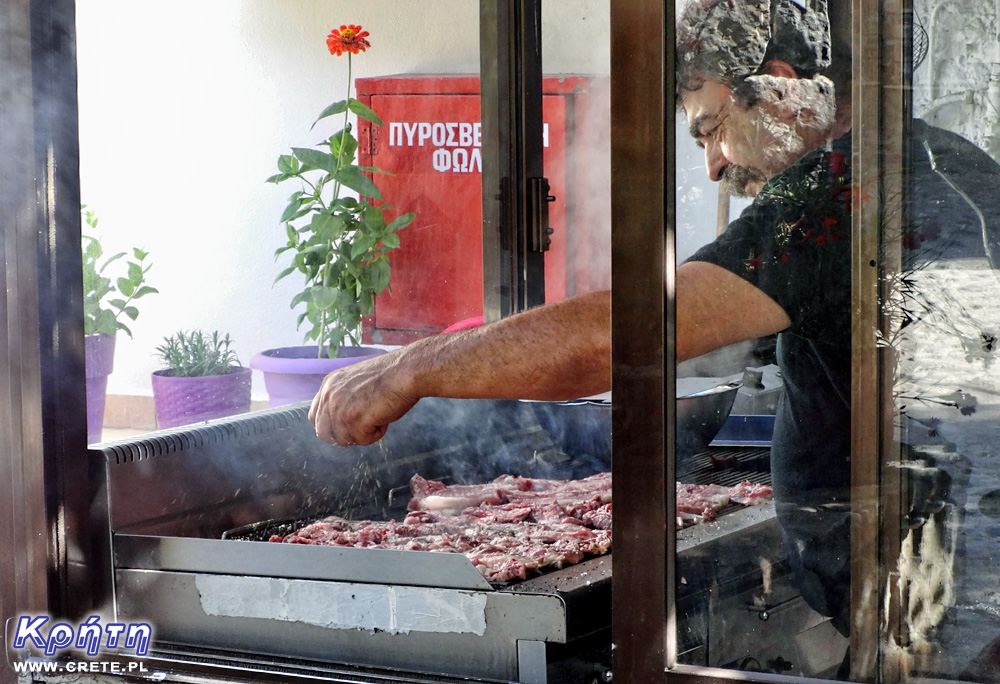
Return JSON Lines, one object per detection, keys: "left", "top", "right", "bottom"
{"left": 267, "top": 24, "right": 415, "bottom": 358}
{"left": 81, "top": 205, "right": 158, "bottom": 338}
{"left": 155, "top": 330, "right": 241, "bottom": 377}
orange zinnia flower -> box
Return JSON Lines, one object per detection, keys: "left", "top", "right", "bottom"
{"left": 327, "top": 25, "right": 371, "bottom": 56}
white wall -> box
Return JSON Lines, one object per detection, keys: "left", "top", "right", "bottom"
{"left": 76, "top": 0, "right": 718, "bottom": 400}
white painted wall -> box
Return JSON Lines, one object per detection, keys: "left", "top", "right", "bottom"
{"left": 75, "top": 1, "right": 719, "bottom": 401}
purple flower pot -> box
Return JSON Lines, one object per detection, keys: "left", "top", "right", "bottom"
{"left": 151, "top": 366, "right": 252, "bottom": 429}
{"left": 249, "top": 345, "right": 387, "bottom": 408}
{"left": 85, "top": 333, "right": 116, "bottom": 444}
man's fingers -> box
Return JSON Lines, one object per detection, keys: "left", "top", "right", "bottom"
{"left": 308, "top": 391, "right": 321, "bottom": 424}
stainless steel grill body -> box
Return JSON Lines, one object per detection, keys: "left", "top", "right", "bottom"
{"left": 93, "top": 398, "right": 833, "bottom": 682}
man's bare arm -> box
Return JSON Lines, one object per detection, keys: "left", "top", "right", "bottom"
{"left": 310, "top": 290, "right": 611, "bottom": 446}
{"left": 310, "top": 263, "right": 789, "bottom": 446}
{"left": 676, "top": 261, "right": 791, "bottom": 360}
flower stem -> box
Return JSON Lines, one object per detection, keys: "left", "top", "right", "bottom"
{"left": 318, "top": 53, "right": 354, "bottom": 360}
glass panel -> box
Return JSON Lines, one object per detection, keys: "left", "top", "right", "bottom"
{"left": 673, "top": 0, "right": 854, "bottom": 677}
{"left": 673, "top": 0, "right": 1000, "bottom": 680}
{"left": 541, "top": 1, "right": 611, "bottom": 302}
{"left": 75, "top": 2, "right": 482, "bottom": 442}
{"left": 890, "top": 0, "right": 1000, "bottom": 679}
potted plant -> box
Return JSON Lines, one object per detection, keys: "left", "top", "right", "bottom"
{"left": 251, "top": 24, "right": 415, "bottom": 407}
{"left": 82, "top": 205, "right": 157, "bottom": 443}
{"left": 152, "top": 330, "right": 252, "bottom": 429}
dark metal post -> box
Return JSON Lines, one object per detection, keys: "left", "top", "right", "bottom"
{"left": 851, "top": 0, "right": 909, "bottom": 679}
{"left": 480, "top": 0, "right": 546, "bottom": 323}
{"left": 610, "top": 1, "right": 674, "bottom": 683}
{"left": 0, "top": 0, "right": 93, "bottom": 643}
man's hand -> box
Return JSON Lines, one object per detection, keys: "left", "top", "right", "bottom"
{"left": 309, "top": 351, "right": 419, "bottom": 446}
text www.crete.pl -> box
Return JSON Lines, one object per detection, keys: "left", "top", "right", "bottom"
{"left": 11, "top": 660, "right": 149, "bottom": 675}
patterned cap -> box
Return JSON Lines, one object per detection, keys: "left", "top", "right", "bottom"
{"left": 677, "top": 0, "right": 831, "bottom": 85}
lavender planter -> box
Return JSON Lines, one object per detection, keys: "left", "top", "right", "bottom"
{"left": 85, "top": 333, "right": 116, "bottom": 444}
{"left": 151, "top": 366, "right": 252, "bottom": 429}
{"left": 250, "top": 345, "right": 387, "bottom": 408}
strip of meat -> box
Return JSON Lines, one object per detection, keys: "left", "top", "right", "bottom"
{"left": 408, "top": 475, "right": 510, "bottom": 513}
{"left": 408, "top": 472, "right": 612, "bottom": 517}
{"left": 676, "top": 483, "right": 730, "bottom": 521}
{"left": 729, "top": 480, "right": 773, "bottom": 506}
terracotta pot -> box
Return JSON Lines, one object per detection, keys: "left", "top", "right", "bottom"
{"left": 249, "top": 345, "right": 386, "bottom": 408}
{"left": 85, "top": 333, "right": 116, "bottom": 444}
{"left": 151, "top": 366, "right": 252, "bottom": 429}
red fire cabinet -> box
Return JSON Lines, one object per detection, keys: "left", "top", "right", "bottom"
{"left": 357, "top": 74, "right": 609, "bottom": 345}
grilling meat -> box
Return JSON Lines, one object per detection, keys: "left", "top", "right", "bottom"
{"left": 728, "top": 480, "right": 773, "bottom": 506}
{"left": 270, "top": 472, "right": 769, "bottom": 582}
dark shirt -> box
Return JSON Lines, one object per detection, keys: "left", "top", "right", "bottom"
{"left": 686, "top": 119, "right": 996, "bottom": 630}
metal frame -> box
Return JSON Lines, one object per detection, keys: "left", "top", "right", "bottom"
{"left": 0, "top": 0, "right": 96, "bottom": 644}
{"left": 606, "top": 0, "right": 912, "bottom": 681}
{"left": 850, "top": 0, "right": 909, "bottom": 680}
{"left": 609, "top": 1, "right": 674, "bottom": 683}
{"left": 480, "top": 0, "right": 546, "bottom": 322}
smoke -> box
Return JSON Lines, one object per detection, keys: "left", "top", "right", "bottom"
{"left": 555, "top": 76, "right": 612, "bottom": 297}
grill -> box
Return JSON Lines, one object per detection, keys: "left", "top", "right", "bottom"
{"left": 91, "top": 398, "right": 836, "bottom": 683}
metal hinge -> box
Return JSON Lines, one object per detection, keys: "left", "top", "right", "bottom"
{"left": 528, "top": 177, "right": 555, "bottom": 252}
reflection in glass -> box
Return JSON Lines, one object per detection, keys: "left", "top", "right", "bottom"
{"left": 673, "top": 0, "right": 1000, "bottom": 680}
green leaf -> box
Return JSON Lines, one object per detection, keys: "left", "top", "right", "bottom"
{"left": 348, "top": 99, "right": 384, "bottom": 127}
{"left": 312, "top": 99, "right": 349, "bottom": 128}
{"left": 308, "top": 212, "right": 334, "bottom": 238}
{"left": 116, "top": 321, "right": 133, "bottom": 339}
{"left": 356, "top": 165, "right": 391, "bottom": 175}
{"left": 381, "top": 232, "right": 400, "bottom": 249}
{"left": 95, "top": 310, "right": 118, "bottom": 337}
{"left": 99, "top": 252, "right": 126, "bottom": 273}
{"left": 123, "top": 306, "right": 139, "bottom": 321}
{"left": 329, "top": 129, "right": 359, "bottom": 165}
{"left": 338, "top": 288, "right": 356, "bottom": 312}
{"left": 127, "top": 262, "right": 143, "bottom": 283}
{"left": 131, "top": 285, "right": 158, "bottom": 299}
{"left": 274, "top": 265, "right": 296, "bottom": 283}
{"left": 107, "top": 298, "right": 127, "bottom": 310}
{"left": 359, "top": 289, "right": 375, "bottom": 316}
{"left": 291, "top": 147, "right": 340, "bottom": 174}
{"left": 280, "top": 195, "right": 304, "bottom": 223}
{"left": 302, "top": 243, "right": 330, "bottom": 256}
{"left": 387, "top": 212, "right": 416, "bottom": 233}
{"left": 335, "top": 166, "right": 382, "bottom": 200}
{"left": 311, "top": 285, "right": 339, "bottom": 310}
{"left": 265, "top": 173, "right": 287, "bottom": 184}
{"left": 350, "top": 235, "right": 378, "bottom": 260}
{"left": 117, "top": 277, "right": 136, "bottom": 297}
{"left": 290, "top": 288, "right": 312, "bottom": 309}
{"left": 132, "top": 247, "right": 149, "bottom": 260}
{"left": 369, "top": 259, "right": 391, "bottom": 294}
{"left": 277, "top": 154, "right": 297, "bottom": 174}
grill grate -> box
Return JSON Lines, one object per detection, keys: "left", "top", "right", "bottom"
{"left": 679, "top": 446, "right": 771, "bottom": 487}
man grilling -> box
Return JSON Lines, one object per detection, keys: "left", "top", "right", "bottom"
{"left": 310, "top": 0, "right": 1000, "bottom": 677}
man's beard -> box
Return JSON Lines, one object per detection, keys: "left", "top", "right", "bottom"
{"left": 721, "top": 163, "right": 768, "bottom": 198}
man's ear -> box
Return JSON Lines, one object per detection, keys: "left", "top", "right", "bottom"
{"left": 759, "top": 60, "right": 798, "bottom": 79}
